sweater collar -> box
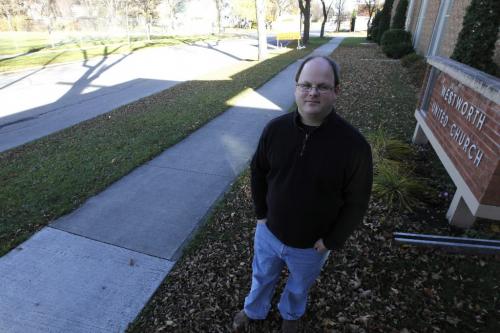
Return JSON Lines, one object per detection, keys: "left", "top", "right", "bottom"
{"left": 293, "top": 108, "right": 336, "bottom": 129}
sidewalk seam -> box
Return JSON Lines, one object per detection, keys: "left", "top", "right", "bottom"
{"left": 145, "top": 163, "right": 236, "bottom": 179}
{"left": 47, "top": 226, "right": 176, "bottom": 262}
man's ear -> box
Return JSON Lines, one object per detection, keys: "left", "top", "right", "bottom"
{"left": 334, "top": 86, "right": 340, "bottom": 94}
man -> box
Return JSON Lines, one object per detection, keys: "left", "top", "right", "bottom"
{"left": 233, "top": 56, "right": 373, "bottom": 333}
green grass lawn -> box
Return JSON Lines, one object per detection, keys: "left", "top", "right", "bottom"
{"left": 0, "top": 32, "right": 50, "bottom": 54}
{"left": 0, "top": 31, "right": 235, "bottom": 72}
{"left": 0, "top": 37, "right": 330, "bottom": 257}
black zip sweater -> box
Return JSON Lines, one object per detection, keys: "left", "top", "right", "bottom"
{"left": 250, "top": 110, "right": 373, "bottom": 250}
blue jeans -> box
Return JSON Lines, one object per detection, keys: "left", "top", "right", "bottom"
{"left": 243, "top": 223, "right": 330, "bottom": 320}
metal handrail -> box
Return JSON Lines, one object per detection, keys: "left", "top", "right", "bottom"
{"left": 393, "top": 232, "right": 500, "bottom": 254}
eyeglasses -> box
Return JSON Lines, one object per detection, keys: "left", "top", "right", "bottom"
{"left": 296, "top": 83, "right": 334, "bottom": 93}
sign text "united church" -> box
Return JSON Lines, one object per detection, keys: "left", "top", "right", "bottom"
{"left": 429, "top": 85, "right": 487, "bottom": 167}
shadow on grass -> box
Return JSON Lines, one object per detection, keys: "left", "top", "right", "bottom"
{"left": 27, "top": 46, "right": 45, "bottom": 53}
{"left": 0, "top": 46, "right": 46, "bottom": 62}
{"left": 178, "top": 38, "right": 256, "bottom": 62}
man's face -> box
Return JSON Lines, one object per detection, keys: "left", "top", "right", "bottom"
{"left": 295, "top": 58, "right": 338, "bottom": 124}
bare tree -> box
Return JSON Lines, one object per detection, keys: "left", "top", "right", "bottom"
{"left": 102, "top": 0, "right": 120, "bottom": 26}
{"left": 232, "top": 0, "right": 255, "bottom": 22}
{"left": 133, "top": 0, "right": 159, "bottom": 41}
{"left": 271, "top": 0, "right": 294, "bottom": 17}
{"left": 333, "top": 0, "right": 346, "bottom": 32}
{"left": 35, "top": 0, "right": 61, "bottom": 47}
{"left": 363, "top": 0, "right": 378, "bottom": 31}
{"left": 319, "top": 0, "right": 333, "bottom": 38}
{"left": 117, "top": 0, "right": 133, "bottom": 46}
{"left": 214, "top": 0, "right": 224, "bottom": 33}
{"left": 159, "top": 0, "right": 183, "bottom": 34}
{"left": 298, "top": 0, "right": 311, "bottom": 45}
{"left": 0, "top": 0, "right": 27, "bottom": 31}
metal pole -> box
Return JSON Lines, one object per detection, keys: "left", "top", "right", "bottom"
{"left": 393, "top": 232, "right": 500, "bottom": 254}
{"left": 255, "top": 0, "right": 267, "bottom": 60}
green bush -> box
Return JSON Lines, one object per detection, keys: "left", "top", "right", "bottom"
{"left": 368, "top": 27, "right": 379, "bottom": 42}
{"left": 367, "top": 10, "right": 382, "bottom": 41}
{"left": 401, "top": 52, "right": 427, "bottom": 87}
{"left": 376, "top": 0, "right": 394, "bottom": 44}
{"left": 451, "top": 0, "right": 500, "bottom": 76}
{"left": 381, "top": 29, "right": 414, "bottom": 58}
{"left": 367, "top": 128, "right": 432, "bottom": 213}
{"left": 401, "top": 52, "right": 424, "bottom": 67}
{"left": 366, "top": 128, "right": 414, "bottom": 167}
{"left": 372, "top": 159, "right": 430, "bottom": 213}
{"left": 391, "top": 0, "right": 409, "bottom": 29}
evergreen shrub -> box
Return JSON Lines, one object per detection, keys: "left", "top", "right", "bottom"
{"left": 367, "top": 10, "right": 382, "bottom": 41}
{"left": 401, "top": 52, "right": 424, "bottom": 67}
{"left": 350, "top": 10, "right": 357, "bottom": 32}
{"left": 376, "top": 0, "right": 395, "bottom": 44}
{"left": 381, "top": 29, "right": 414, "bottom": 58}
{"left": 392, "top": 0, "right": 409, "bottom": 29}
{"left": 401, "top": 53, "right": 427, "bottom": 87}
{"left": 451, "top": 0, "right": 500, "bottom": 76}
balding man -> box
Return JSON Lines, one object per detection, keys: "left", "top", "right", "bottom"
{"left": 233, "top": 56, "right": 373, "bottom": 333}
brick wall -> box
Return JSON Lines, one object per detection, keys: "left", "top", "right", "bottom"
{"left": 437, "top": 0, "right": 470, "bottom": 58}
{"left": 416, "top": 0, "right": 440, "bottom": 55}
{"left": 422, "top": 71, "right": 500, "bottom": 205}
{"left": 407, "top": 0, "right": 422, "bottom": 36}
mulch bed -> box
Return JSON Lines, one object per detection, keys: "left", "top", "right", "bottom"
{"left": 128, "top": 43, "right": 500, "bottom": 333}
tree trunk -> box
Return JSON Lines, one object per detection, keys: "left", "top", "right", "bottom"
{"left": 125, "top": 1, "right": 131, "bottom": 47}
{"left": 320, "top": 1, "right": 326, "bottom": 37}
{"left": 215, "top": 0, "right": 222, "bottom": 34}
{"left": 47, "top": 19, "right": 55, "bottom": 48}
{"left": 298, "top": 0, "right": 311, "bottom": 45}
{"left": 366, "top": 6, "right": 375, "bottom": 31}
{"left": 6, "top": 13, "right": 13, "bottom": 32}
{"left": 255, "top": 0, "right": 267, "bottom": 60}
{"left": 146, "top": 18, "right": 151, "bottom": 42}
{"left": 320, "top": 21, "right": 326, "bottom": 38}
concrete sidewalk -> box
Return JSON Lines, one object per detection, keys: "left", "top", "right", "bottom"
{"left": 0, "top": 38, "right": 343, "bottom": 333}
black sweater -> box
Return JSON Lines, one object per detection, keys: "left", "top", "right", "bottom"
{"left": 250, "top": 110, "right": 373, "bottom": 250}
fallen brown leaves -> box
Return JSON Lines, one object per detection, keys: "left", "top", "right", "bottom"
{"left": 128, "top": 44, "right": 500, "bottom": 333}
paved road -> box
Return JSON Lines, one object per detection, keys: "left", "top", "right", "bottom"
{"left": 0, "top": 37, "right": 274, "bottom": 153}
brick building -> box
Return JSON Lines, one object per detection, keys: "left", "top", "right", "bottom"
{"left": 401, "top": 0, "right": 500, "bottom": 68}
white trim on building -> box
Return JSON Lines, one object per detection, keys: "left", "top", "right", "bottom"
{"left": 413, "top": 0, "right": 429, "bottom": 48}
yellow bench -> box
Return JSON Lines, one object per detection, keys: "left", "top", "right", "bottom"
{"left": 276, "top": 32, "right": 301, "bottom": 41}
{"left": 276, "top": 32, "right": 303, "bottom": 49}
